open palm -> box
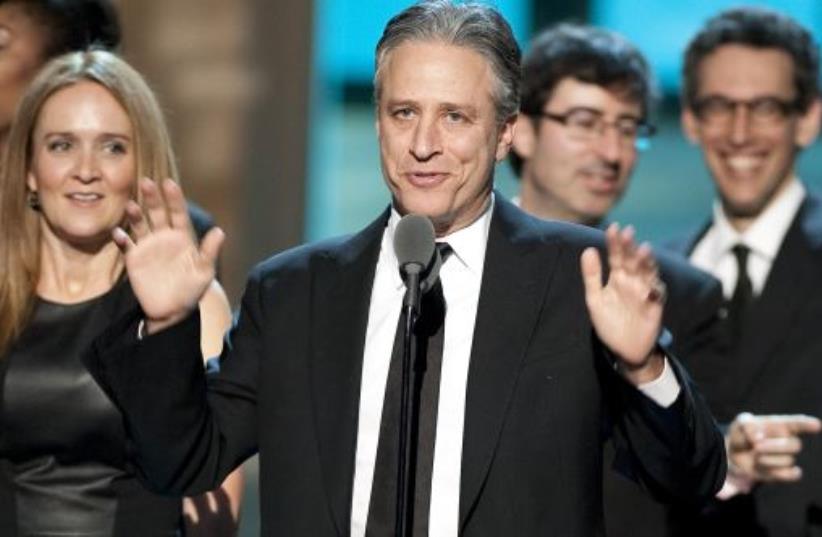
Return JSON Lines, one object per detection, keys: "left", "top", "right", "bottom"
{"left": 581, "top": 224, "right": 663, "bottom": 369}
{"left": 112, "top": 178, "right": 224, "bottom": 332}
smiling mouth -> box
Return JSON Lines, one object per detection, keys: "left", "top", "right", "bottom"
{"left": 404, "top": 172, "right": 449, "bottom": 187}
{"left": 66, "top": 193, "right": 104, "bottom": 202}
{"left": 724, "top": 154, "right": 764, "bottom": 174}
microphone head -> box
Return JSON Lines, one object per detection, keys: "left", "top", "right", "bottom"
{"left": 394, "top": 214, "right": 435, "bottom": 276}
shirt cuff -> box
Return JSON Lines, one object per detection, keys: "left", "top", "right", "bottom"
{"left": 636, "top": 358, "right": 680, "bottom": 408}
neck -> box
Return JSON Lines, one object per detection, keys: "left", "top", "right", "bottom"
{"left": 37, "top": 230, "right": 124, "bottom": 303}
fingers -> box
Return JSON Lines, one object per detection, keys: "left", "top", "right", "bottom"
{"left": 111, "top": 226, "right": 134, "bottom": 252}
{"left": 131, "top": 177, "right": 193, "bottom": 236}
{"left": 781, "top": 414, "right": 822, "bottom": 435}
{"left": 737, "top": 412, "right": 822, "bottom": 439}
{"left": 605, "top": 223, "right": 624, "bottom": 272}
{"left": 754, "top": 435, "right": 803, "bottom": 455}
{"left": 125, "top": 200, "right": 149, "bottom": 238}
{"left": 604, "top": 223, "right": 664, "bottom": 303}
{"left": 761, "top": 466, "right": 803, "bottom": 481}
{"left": 163, "top": 179, "right": 192, "bottom": 230}
{"left": 580, "top": 247, "right": 603, "bottom": 304}
{"left": 200, "top": 227, "right": 226, "bottom": 269}
{"left": 729, "top": 412, "right": 820, "bottom": 483}
{"left": 140, "top": 177, "right": 171, "bottom": 230}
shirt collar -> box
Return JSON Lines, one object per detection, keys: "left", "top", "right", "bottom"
{"left": 711, "top": 177, "right": 805, "bottom": 261}
{"left": 383, "top": 194, "right": 495, "bottom": 290}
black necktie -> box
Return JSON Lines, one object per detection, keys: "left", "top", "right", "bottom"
{"left": 367, "top": 243, "right": 452, "bottom": 537}
{"left": 727, "top": 244, "right": 753, "bottom": 347}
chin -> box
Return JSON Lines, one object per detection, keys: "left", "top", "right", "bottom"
{"left": 722, "top": 196, "right": 770, "bottom": 219}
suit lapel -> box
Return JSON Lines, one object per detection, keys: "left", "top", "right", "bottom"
{"left": 459, "top": 198, "right": 563, "bottom": 527}
{"left": 309, "top": 211, "right": 387, "bottom": 535}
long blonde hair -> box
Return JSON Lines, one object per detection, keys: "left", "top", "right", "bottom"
{"left": 0, "top": 50, "right": 180, "bottom": 354}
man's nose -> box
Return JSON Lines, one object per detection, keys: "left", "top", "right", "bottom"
{"left": 593, "top": 124, "right": 623, "bottom": 163}
{"left": 729, "top": 104, "right": 754, "bottom": 146}
{"left": 410, "top": 117, "right": 442, "bottom": 160}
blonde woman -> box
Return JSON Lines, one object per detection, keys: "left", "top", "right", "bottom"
{"left": 0, "top": 50, "right": 241, "bottom": 536}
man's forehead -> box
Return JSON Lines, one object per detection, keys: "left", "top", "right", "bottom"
{"left": 378, "top": 41, "right": 496, "bottom": 103}
{"left": 695, "top": 44, "right": 796, "bottom": 95}
{"left": 545, "top": 77, "right": 642, "bottom": 114}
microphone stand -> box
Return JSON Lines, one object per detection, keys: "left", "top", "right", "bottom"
{"left": 396, "top": 266, "right": 421, "bottom": 537}
{"left": 396, "top": 251, "right": 443, "bottom": 537}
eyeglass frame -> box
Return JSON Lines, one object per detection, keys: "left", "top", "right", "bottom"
{"left": 528, "top": 106, "right": 657, "bottom": 150}
{"left": 690, "top": 95, "right": 802, "bottom": 127}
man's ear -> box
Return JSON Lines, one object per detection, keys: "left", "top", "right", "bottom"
{"left": 511, "top": 113, "right": 537, "bottom": 160}
{"left": 681, "top": 107, "right": 701, "bottom": 145}
{"left": 796, "top": 97, "right": 822, "bottom": 148}
{"left": 495, "top": 113, "right": 518, "bottom": 161}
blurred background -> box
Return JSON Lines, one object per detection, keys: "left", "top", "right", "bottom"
{"left": 115, "top": 0, "right": 822, "bottom": 533}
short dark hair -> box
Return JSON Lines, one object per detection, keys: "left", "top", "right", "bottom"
{"left": 511, "top": 23, "right": 654, "bottom": 176}
{"left": 8, "top": 0, "right": 120, "bottom": 57}
{"left": 682, "top": 7, "right": 820, "bottom": 112}
{"left": 374, "top": 0, "right": 521, "bottom": 123}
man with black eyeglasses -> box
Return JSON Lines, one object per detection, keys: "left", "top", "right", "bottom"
{"left": 508, "top": 23, "right": 727, "bottom": 537}
{"left": 509, "top": 24, "right": 656, "bottom": 227}
{"left": 668, "top": 7, "right": 822, "bottom": 537}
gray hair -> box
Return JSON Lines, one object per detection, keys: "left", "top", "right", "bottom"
{"left": 374, "top": 0, "right": 521, "bottom": 123}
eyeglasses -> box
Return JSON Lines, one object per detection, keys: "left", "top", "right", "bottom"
{"left": 531, "top": 107, "right": 656, "bottom": 150}
{"left": 691, "top": 96, "right": 801, "bottom": 127}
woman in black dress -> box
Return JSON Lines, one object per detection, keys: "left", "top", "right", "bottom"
{"left": 0, "top": 49, "right": 239, "bottom": 536}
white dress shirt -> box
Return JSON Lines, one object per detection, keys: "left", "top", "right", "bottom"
{"left": 691, "top": 178, "right": 805, "bottom": 298}
{"left": 350, "top": 195, "right": 679, "bottom": 537}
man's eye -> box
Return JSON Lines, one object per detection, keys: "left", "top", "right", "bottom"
{"left": 750, "top": 99, "right": 783, "bottom": 118}
{"left": 392, "top": 108, "right": 414, "bottom": 119}
{"left": 568, "top": 113, "right": 599, "bottom": 130}
{"left": 616, "top": 121, "right": 639, "bottom": 137}
{"left": 697, "top": 98, "right": 733, "bottom": 118}
{"left": 445, "top": 111, "right": 465, "bottom": 123}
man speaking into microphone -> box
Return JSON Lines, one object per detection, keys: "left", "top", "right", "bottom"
{"left": 88, "top": 1, "right": 725, "bottom": 535}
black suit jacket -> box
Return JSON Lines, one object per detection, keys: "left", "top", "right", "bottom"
{"left": 667, "top": 191, "right": 822, "bottom": 537}
{"left": 89, "top": 196, "right": 724, "bottom": 536}
{"left": 603, "top": 250, "right": 724, "bottom": 537}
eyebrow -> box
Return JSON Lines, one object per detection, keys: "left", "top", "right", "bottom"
{"left": 554, "top": 106, "right": 642, "bottom": 121}
{"left": 40, "top": 131, "right": 133, "bottom": 140}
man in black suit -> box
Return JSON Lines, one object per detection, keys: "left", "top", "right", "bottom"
{"left": 88, "top": 2, "right": 724, "bottom": 535}
{"left": 509, "top": 24, "right": 725, "bottom": 537}
{"left": 669, "top": 7, "right": 822, "bottom": 536}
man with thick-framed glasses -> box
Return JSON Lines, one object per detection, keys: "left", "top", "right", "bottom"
{"left": 508, "top": 23, "right": 726, "bottom": 537}
{"left": 509, "top": 24, "right": 658, "bottom": 226}
{"left": 670, "top": 7, "right": 822, "bottom": 537}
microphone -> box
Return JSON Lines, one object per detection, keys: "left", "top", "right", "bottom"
{"left": 394, "top": 214, "right": 435, "bottom": 313}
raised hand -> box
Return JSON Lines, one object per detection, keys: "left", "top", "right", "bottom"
{"left": 727, "top": 412, "right": 822, "bottom": 484}
{"left": 581, "top": 223, "right": 665, "bottom": 384}
{"left": 112, "top": 177, "right": 224, "bottom": 334}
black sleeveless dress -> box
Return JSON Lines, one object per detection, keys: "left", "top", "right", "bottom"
{"left": 0, "top": 280, "right": 182, "bottom": 536}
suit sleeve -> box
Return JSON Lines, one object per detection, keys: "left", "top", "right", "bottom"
{"left": 85, "top": 272, "right": 266, "bottom": 495}
{"left": 601, "top": 342, "right": 727, "bottom": 506}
